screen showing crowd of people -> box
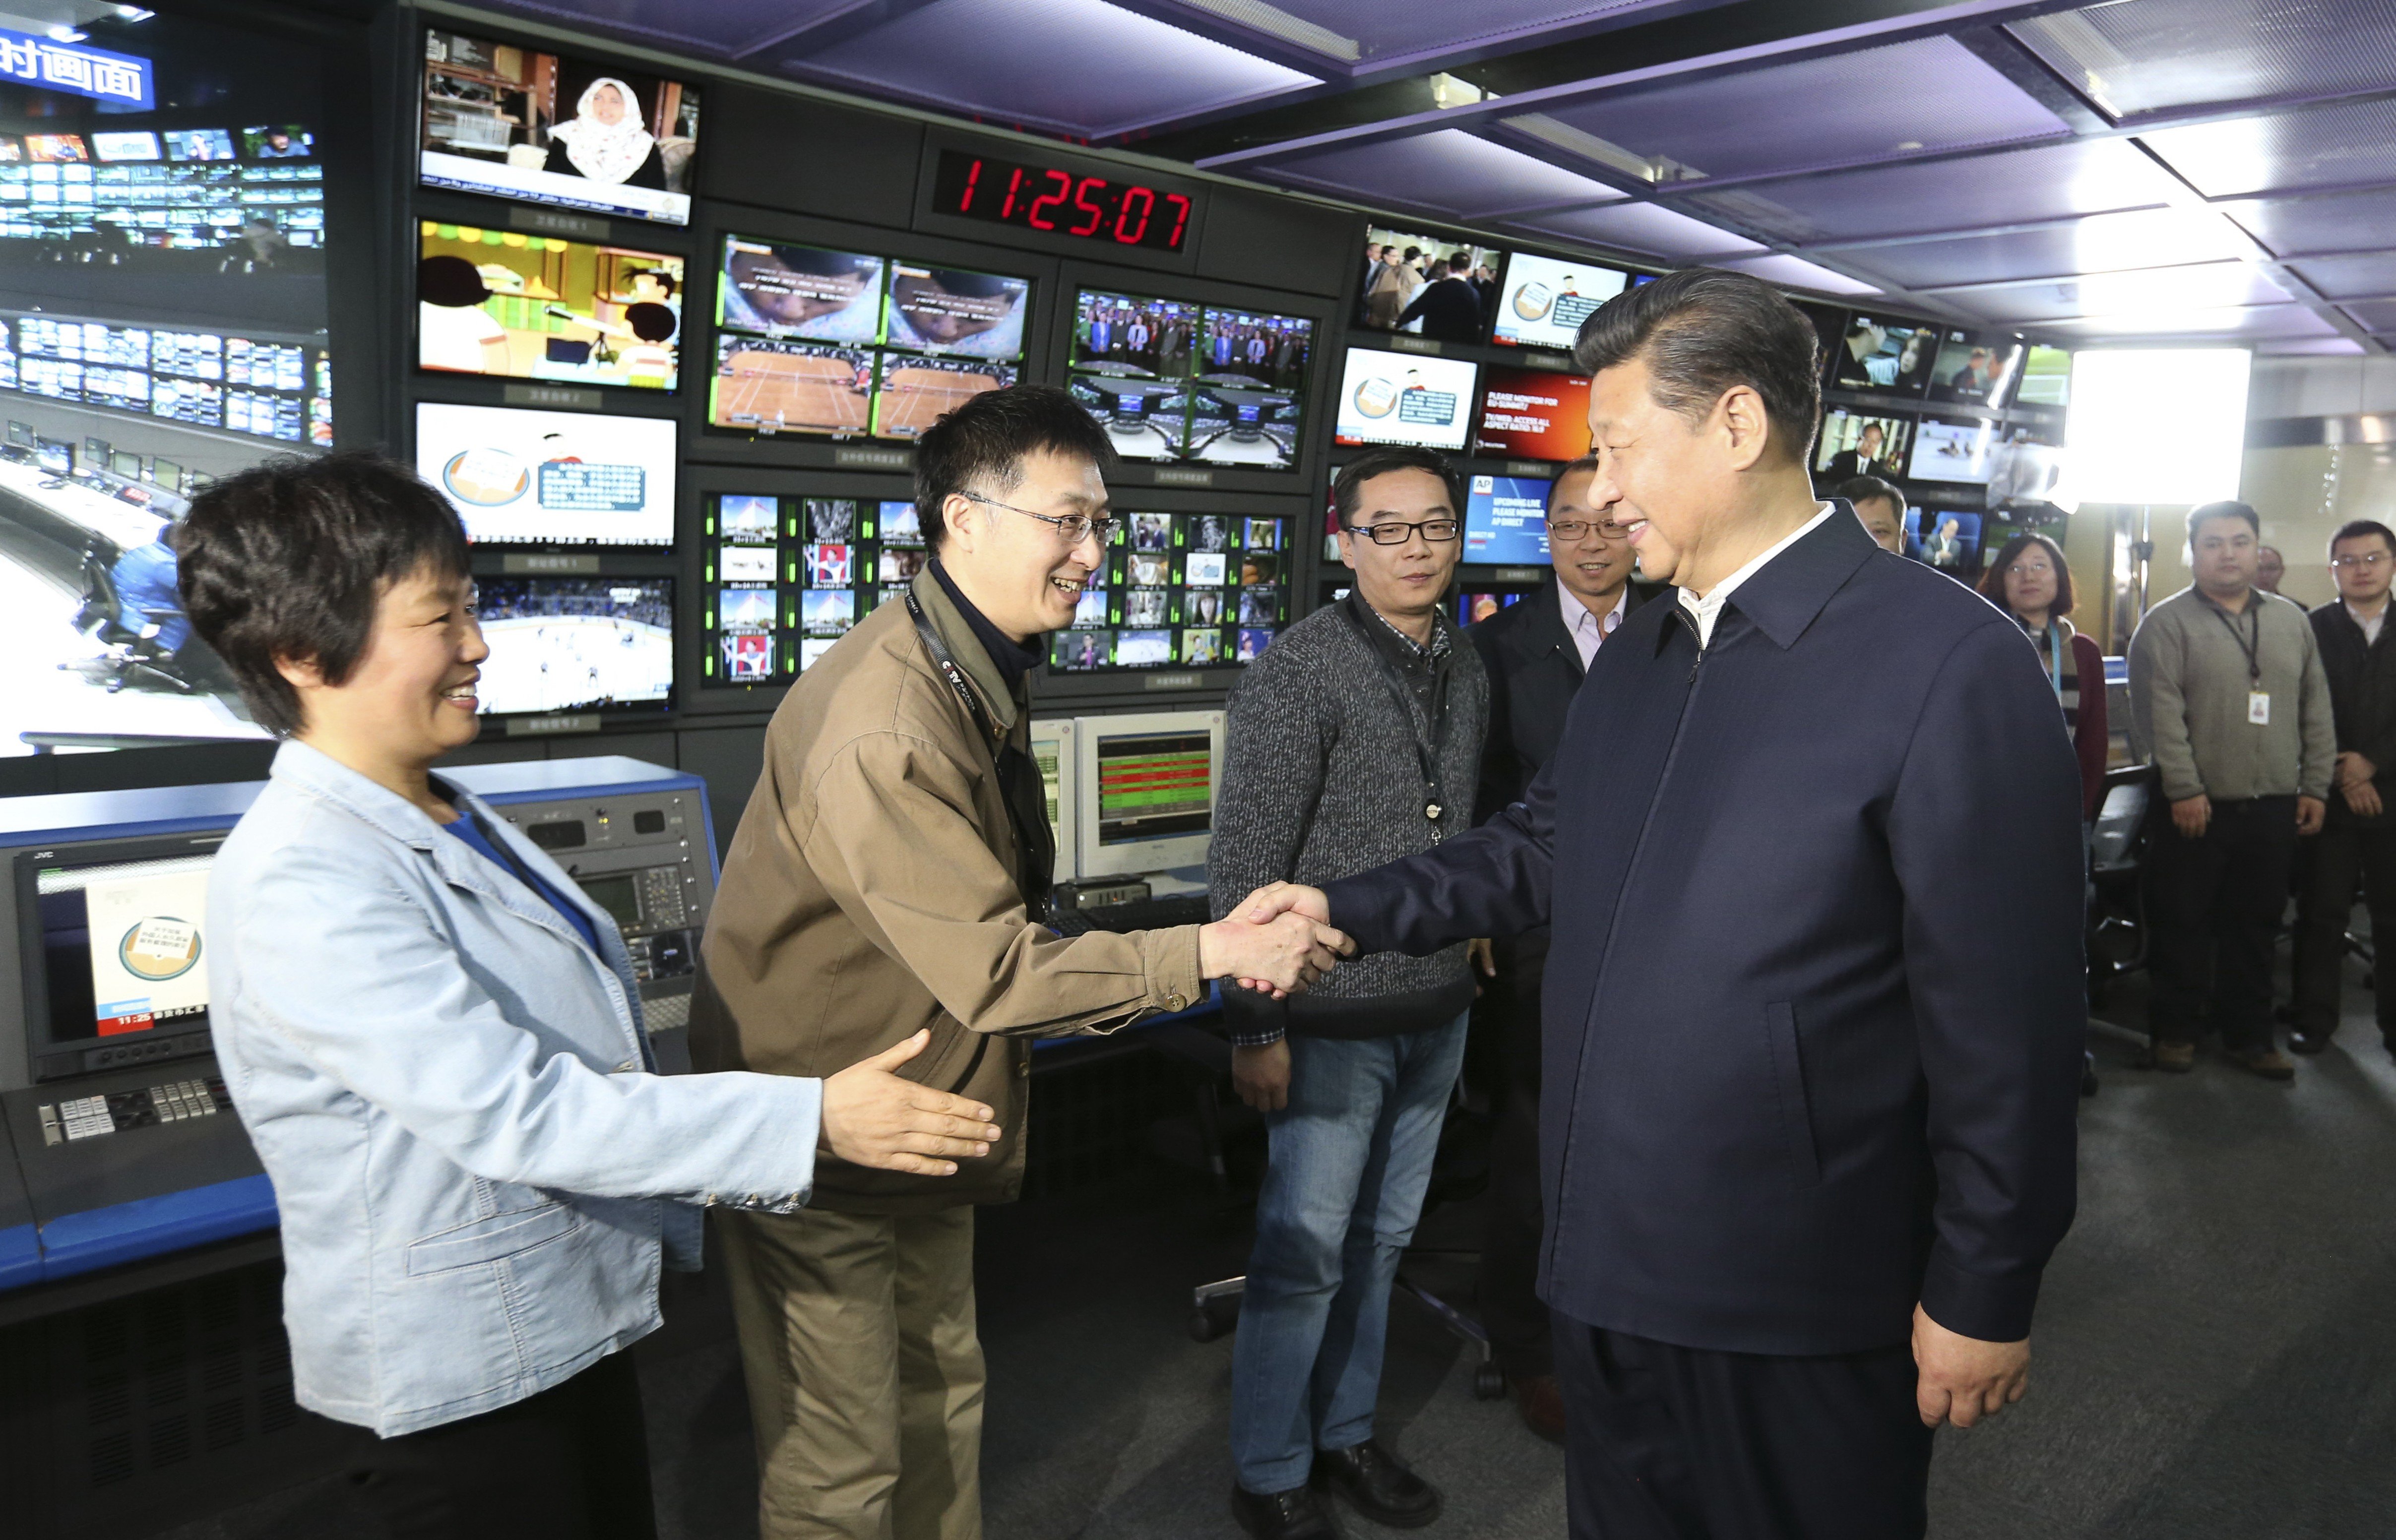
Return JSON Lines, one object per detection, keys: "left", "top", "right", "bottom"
{"left": 170, "top": 267, "right": 2358, "bottom": 1540}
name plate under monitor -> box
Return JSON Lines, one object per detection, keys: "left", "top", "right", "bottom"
{"left": 504, "top": 383, "right": 603, "bottom": 412}
{"left": 1152, "top": 466, "right": 1213, "bottom": 488}
{"left": 1504, "top": 462, "right": 1555, "bottom": 478}
{"left": 507, "top": 713, "right": 601, "bottom": 737}
{"left": 835, "top": 445, "right": 912, "bottom": 471}
{"left": 1143, "top": 673, "right": 1202, "bottom": 690}
{"left": 509, "top": 205, "right": 613, "bottom": 242}
{"left": 1385, "top": 336, "right": 1443, "bottom": 356}
{"left": 500, "top": 553, "right": 601, "bottom": 575}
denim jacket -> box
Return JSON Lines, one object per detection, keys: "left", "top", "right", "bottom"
{"left": 210, "top": 742, "right": 823, "bottom": 1436}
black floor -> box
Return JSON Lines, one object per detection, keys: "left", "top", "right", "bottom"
{"left": 155, "top": 977, "right": 2396, "bottom": 1539}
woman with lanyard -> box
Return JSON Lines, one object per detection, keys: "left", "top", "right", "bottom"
{"left": 1980, "top": 530, "right": 2109, "bottom": 817}
{"left": 178, "top": 452, "right": 999, "bottom": 1539}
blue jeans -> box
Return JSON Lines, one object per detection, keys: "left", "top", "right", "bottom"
{"left": 1228, "top": 1012, "right": 1471, "bottom": 1493}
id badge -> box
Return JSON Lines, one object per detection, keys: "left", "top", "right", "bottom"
{"left": 2249, "top": 690, "right": 2271, "bottom": 725}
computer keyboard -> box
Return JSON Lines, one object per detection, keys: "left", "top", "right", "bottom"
{"left": 1048, "top": 894, "right": 1212, "bottom": 936}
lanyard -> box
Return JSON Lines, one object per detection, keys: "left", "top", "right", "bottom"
{"left": 2036, "top": 620, "right": 2063, "bottom": 698}
{"left": 2210, "top": 597, "right": 2263, "bottom": 685}
{"left": 1342, "top": 594, "right": 1454, "bottom": 843}
{"left": 905, "top": 591, "right": 1054, "bottom": 913}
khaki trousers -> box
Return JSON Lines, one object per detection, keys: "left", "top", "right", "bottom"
{"left": 717, "top": 1205, "right": 983, "bottom": 1540}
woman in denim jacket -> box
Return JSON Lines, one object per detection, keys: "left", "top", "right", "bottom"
{"left": 179, "top": 453, "right": 1001, "bottom": 1540}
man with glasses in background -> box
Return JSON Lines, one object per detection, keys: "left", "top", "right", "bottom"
{"left": 2291, "top": 519, "right": 2396, "bottom": 1059}
{"left": 693, "top": 384, "right": 1349, "bottom": 1540}
{"left": 1212, "top": 445, "right": 1488, "bottom": 1539}
{"left": 1460, "top": 454, "right": 1659, "bottom": 1441}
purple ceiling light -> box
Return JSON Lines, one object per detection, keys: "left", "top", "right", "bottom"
{"left": 1715, "top": 253, "right": 1880, "bottom": 296}
{"left": 2010, "top": 0, "right": 2396, "bottom": 121}
{"left": 2040, "top": 301, "right": 2335, "bottom": 341}
{"left": 1158, "top": 0, "right": 1705, "bottom": 73}
{"left": 1254, "top": 128, "right": 1627, "bottom": 219}
{"left": 1942, "top": 260, "right": 2293, "bottom": 324}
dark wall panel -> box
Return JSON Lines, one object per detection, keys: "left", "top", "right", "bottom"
{"left": 676, "top": 725, "right": 768, "bottom": 861}
{"left": 704, "top": 85, "right": 926, "bottom": 228}
{"left": 1197, "top": 188, "right": 1356, "bottom": 299}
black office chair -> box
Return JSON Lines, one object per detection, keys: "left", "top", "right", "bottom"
{"left": 64, "top": 542, "right": 194, "bottom": 695}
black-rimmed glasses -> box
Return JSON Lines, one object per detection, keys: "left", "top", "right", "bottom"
{"left": 1546, "top": 518, "right": 1626, "bottom": 543}
{"left": 958, "top": 491, "right": 1119, "bottom": 545}
{"left": 1343, "top": 517, "right": 1461, "bottom": 546}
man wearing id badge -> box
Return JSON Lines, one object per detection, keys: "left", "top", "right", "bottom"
{"left": 2129, "top": 500, "right": 2335, "bottom": 1079}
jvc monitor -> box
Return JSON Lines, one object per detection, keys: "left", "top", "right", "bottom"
{"left": 17, "top": 835, "right": 226, "bottom": 1083}
{"left": 1072, "top": 710, "right": 1225, "bottom": 879}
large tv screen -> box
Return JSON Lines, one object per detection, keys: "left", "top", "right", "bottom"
{"left": 418, "top": 225, "right": 684, "bottom": 391}
{"left": 1065, "top": 288, "right": 1311, "bottom": 471}
{"left": 415, "top": 402, "right": 677, "bottom": 546}
{"left": 1474, "top": 366, "right": 1592, "bottom": 462}
{"left": 1333, "top": 347, "right": 1477, "bottom": 452}
{"left": 420, "top": 28, "right": 698, "bottom": 226}
{"left": 1491, "top": 252, "right": 1627, "bottom": 352}
{"left": 473, "top": 578, "right": 674, "bottom": 715}
{"left": 1356, "top": 226, "right": 1501, "bottom": 342}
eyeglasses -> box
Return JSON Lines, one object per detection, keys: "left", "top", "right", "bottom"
{"left": 1546, "top": 518, "right": 1626, "bottom": 544}
{"left": 957, "top": 491, "right": 1118, "bottom": 545}
{"left": 2333, "top": 552, "right": 2391, "bottom": 570}
{"left": 2005, "top": 560, "right": 2056, "bottom": 578}
{"left": 1343, "top": 517, "right": 1461, "bottom": 546}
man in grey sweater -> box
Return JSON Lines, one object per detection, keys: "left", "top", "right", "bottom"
{"left": 1211, "top": 445, "right": 1488, "bottom": 1540}
{"left": 2130, "top": 499, "right": 2334, "bottom": 1078}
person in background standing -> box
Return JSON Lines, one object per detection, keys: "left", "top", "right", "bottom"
{"left": 2257, "top": 545, "right": 2287, "bottom": 595}
{"left": 2129, "top": 501, "right": 2333, "bottom": 1079}
{"left": 1463, "top": 453, "right": 1659, "bottom": 1442}
{"left": 1837, "top": 475, "right": 1910, "bottom": 556}
{"left": 2290, "top": 519, "right": 2396, "bottom": 1060}
{"left": 1213, "top": 445, "right": 1488, "bottom": 1540}
{"left": 1979, "top": 531, "right": 2108, "bottom": 816}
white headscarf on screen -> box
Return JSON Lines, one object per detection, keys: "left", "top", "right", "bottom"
{"left": 548, "top": 76, "right": 655, "bottom": 185}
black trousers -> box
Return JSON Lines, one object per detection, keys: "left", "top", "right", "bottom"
{"left": 1480, "top": 947, "right": 1551, "bottom": 1379}
{"left": 2143, "top": 795, "right": 2298, "bottom": 1052}
{"left": 2291, "top": 812, "right": 2396, "bottom": 1042}
{"left": 1556, "top": 1318, "right": 1934, "bottom": 1540}
{"left": 333, "top": 1350, "right": 658, "bottom": 1540}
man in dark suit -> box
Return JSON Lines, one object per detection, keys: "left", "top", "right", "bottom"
{"left": 1235, "top": 269, "right": 2084, "bottom": 1538}
{"left": 1463, "top": 454, "right": 1660, "bottom": 1441}
{"left": 1396, "top": 256, "right": 1487, "bottom": 344}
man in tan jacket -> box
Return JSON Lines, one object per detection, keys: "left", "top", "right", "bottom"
{"left": 691, "top": 384, "right": 1344, "bottom": 1540}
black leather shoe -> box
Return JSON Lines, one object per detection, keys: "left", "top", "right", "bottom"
{"left": 1311, "top": 1439, "right": 1442, "bottom": 1529}
{"left": 1231, "top": 1482, "right": 1342, "bottom": 1539}
{"left": 2287, "top": 1028, "right": 2334, "bottom": 1055}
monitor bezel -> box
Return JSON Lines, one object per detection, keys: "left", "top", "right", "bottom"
{"left": 1072, "top": 708, "right": 1225, "bottom": 881}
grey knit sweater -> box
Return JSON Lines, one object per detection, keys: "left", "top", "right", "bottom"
{"left": 1208, "top": 596, "right": 1489, "bottom": 1043}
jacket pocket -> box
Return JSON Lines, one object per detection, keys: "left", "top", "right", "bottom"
{"left": 405, "top": 1202, "right": 585, "bottom": 1278}
{"left": 1762, "top": 1001, "right": 1822, "bottom": 1189}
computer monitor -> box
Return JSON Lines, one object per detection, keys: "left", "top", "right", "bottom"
{"left": 83, "top": 436, "right": 110, "bottom": 467}
{"left": 471, "top": 578, "right": 675, "bottom": 715}
{"left": 1490, "top": 252, "right": 1626, "bottom": 351}
{"left": 1829, "top": 314, "right": 1938, "bottom": 397}
{"left": 2015, "top": 345, "right": 2073, "bottom": 408}
{"left": 1908, "top": 415, "right": 2000, "bottom": 485}
{"left": 33, "top": 436, "right": 70, "bottom": 475}
{"left": 151, "top": 458, "right": 182, "bottom": 489}
{"left": 17, "top": 835, "right": 225, "bottom": 1083}
{"left": 1923, "top": 328, "right": 2025, "bottom": 409}
{"left": 1463, "top": 474, "right": 1554, "bottom": 564}
{"left": 1029, "top": 717, "right": 1079, "bottom": 885}
{"left": 109, "top": 450, "right": 142, "bottom": 480}
{"left": 5, "top": 421, "right": 31, "bottom": 450}
{"left": 1072, "top": 710, "right": 1225, "bottom": 879}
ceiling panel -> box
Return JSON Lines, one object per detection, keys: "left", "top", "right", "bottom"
{"left": 1536, "top": 35, "right": 2065, "bottom": 185}
{"left": 1511, "top": 200, "right": 1763, "bottom": 261}
{"left": 1834, "top": 207, "right": 2249, "bottom": 289}
{"left": 2256, "top": 335, "right": 2365, "bottom": 355}
{"left": 1167, "top": 0, "right": 1685, "bottom": 69}
{"left": 1680, "top": 137, "right": 2187, "bottom": 245}
{"left": 1714, "top": 253, "right": 1880, "bottom": 297}
{"left": 2341, "top": 299, "right": 2396, "bottom": 332}
{"left": 1941, "top": 260, "right": 2293, "bottom": 324}
{"left": 2286, "top": 252, "right": 2396, "bottom": 300}
{"left": 2221, "top": 187, "right": 2396, "bottom": 256}
{"left": 1255, "top": 128, "right": 1627, "bottom": 218}
{"left": 2138, "top": 96, "right": 2396, "bottom": 199}
{"left": 2037, "top": 301, "right": 2335, "bottom": 341}
{"left": 2009, "top": 0, "right": 2396, "bottom": 121}
{"left": 790, "top": 0, "right": 1321, "bottom": 139}
{"left": 469, "top": 0, "right": 855, "bottom": 55}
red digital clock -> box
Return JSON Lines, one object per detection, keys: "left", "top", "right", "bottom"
{"left": 933, "top": 148, "right": 1195, "bottom": 253}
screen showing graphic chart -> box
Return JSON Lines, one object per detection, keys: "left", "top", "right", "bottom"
{"left": 1334, "top": 347, "right": 1478, "bottom": 452}
{"left": 420, "top": 27, "right": 700, "bottom": 226}
{"left": 1474, "top": 366, "right": 1592, "bottom": 462}
{"left": 1923, "top": 328, "right": 2025, "bottom": 409}
{"left": 699, "top": 493, "right": 928, "bottom": 686}
{"left": 710, "top": 236, "right": 1027, "bottom": 438}
{"left": 472, "top": 577, "right": 673, "bottom": 715}
{"left": 418, "top": 224, "right": 684, "bottom": 391}
{"left": 1491, "top": 253, "right": 1627, "bottom": 351}
{"left": 1463, "top": 475, "right": 1552, "bottom": 565}
{"left": 1048, "top": 511, "right": 1283, "bottom": 673}
{"left": 416, "top": 402, "right": 676, "bottom": 545}
{"left": 1065, "top": 288, "right": 1312, "bottom": 471}
{"left": 1829, "top": 314, "right": 1938, "bottom": 396}
{"left": 1095, "top": 729, "right": 1214, "bottom": 848}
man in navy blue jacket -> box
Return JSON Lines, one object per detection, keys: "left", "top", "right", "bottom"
{"left": 1238, "top": 269, "right": 2085, "bottom": 1538}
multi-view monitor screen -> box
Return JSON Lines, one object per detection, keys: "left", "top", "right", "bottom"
{"left": 699, "top": 493, "right": 926, "bottom": 687}
{"left": 1814, "top": 408, "right": 1915, "bottom": 485}
{"left": 1049, "top": 512, "right": 1285, "bottom": 672}
{"left": 1334, "top": 348, "right": 1478, "bottom": 452}
{"left": 1463, "top": 475, "right": 1552, "bottom": 565}
{"left": 709, "top": 237, "right": 1027, "bottom": 439}
{"left": 1924, "top": 329, "right": 2025, "bottom": 408}
{"left": 415, "top": 402, "right": 677, "bottom": 546}
{"left": 418, "top": 226, "right": 684, "bottom": 391}
{"left": 1474, "top": 366, "right": 1592, "bottom": 462}
{"left": 1829, "top": 314, "right": 1939, "bottom": 396}
{"left": 1066, "top": 289, "right": 1313, "bottom": 471}
{"left": 420, "top": 28, "right": 700, "bottom": 226}
{"left": 473, "top": 577, "right": 674, "bottom": 716}
{"left": 1491, "top": 253, "right": 1627, "bottom": 352}
{"left": 1357, "top": 227, "right": 1501, "bottom": 343}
